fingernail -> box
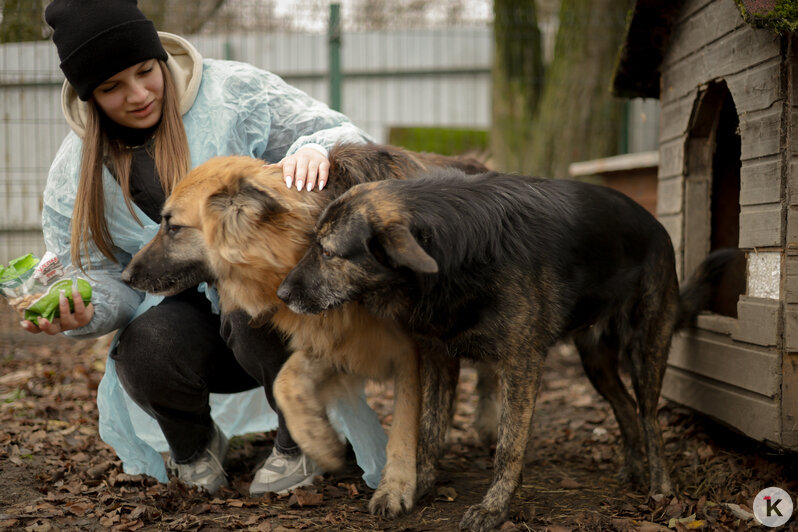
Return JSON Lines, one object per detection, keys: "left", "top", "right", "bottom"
{"left": 296, "top": 180, "right": 304, "bottom": 190}
{"left": 306, "top": 181, "right": 313, "bottom": 191}
{"left": 285, "top": 177, "right": 292, "bottom": 188}
{"left": 59, "top": 289, "right": 66, "bottom": 300}
{"left": 319, "top": 180, "right": 326, "bottom": 190}
{"left": 19, "top": 321, "right": 27, "bottom": 329}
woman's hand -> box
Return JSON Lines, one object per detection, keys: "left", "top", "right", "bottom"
{"left": 20, "top": 286, "right": 94, "bottom": 335}
{"left": 278, "top": 146, "right": 330, "bottom": 191}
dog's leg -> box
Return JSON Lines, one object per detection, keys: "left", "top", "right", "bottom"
{"left": 369, "top": 343, "right": 420, "bottom": 517}
{"left": 474, "top": 361, "right": 500, "bottom": 447}
{"left": 460, "top": 349, "right": 544, "bottom": 532}
{"left": 416, "top": 340, "right": 459, "bottom": 500}
{"left": 573, "top": 333, "right": 646, "bottom": 487}
{"left": 627, "top": 283, "right": 679, "bottom": 496}
{"left": 274, "top": 350, "right": 347, "bottom": 472}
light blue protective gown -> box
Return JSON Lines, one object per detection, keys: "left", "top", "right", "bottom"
{"left": 40, "top": 35, "right": 387, "bottom": 488}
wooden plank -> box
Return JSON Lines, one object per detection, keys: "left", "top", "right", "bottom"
{"left": 659, "top": 95, "right": 695, "bottom": 143}
{"left": 787, "top": 207, "right": 798, "bottom": 251}
{"left": 662, "top": 26, "right": 781, "bottom": 102}
{"left": 662, "top": 366, "right": 782, "bottom": 446}
{"left": 741, "top": 156, "right": 782, "bottom": 206}
{"left": 792, "top": 161, "right": 798, "bottom": 205}
{"left": 669, "top": 331, "right": 780, "bottom": 397}
{"left": 568, "top": 151, "right": 658, "bottom": 177}
{"left": 665, "top": 0, "right": 745, "bottom": 70}
{"left": 785, "top": 307, "right": 798, "bottom": 351}
{"left": 658, "top": 137, "right": 686, "bottom": 179}
{"left": 726, "top": 58, "right": 784, "bottom": 115}
{"left": 739, "top": 203, "right": 784, "bottom": 248}
{"left": 683, "top": 157, "right": 711, "bottom": 276}
{"left": 675, "top": 0, "right": 718, "bottom": 25}
{"left": 733, "top": 296, "right": 782, "bottom": 347}
{"left": 781, "top": 350, "right": 798, "bottom": 447}
{"left": 784, "top": 252, "right": 798, "bottom": 303}
{"left": 791, "top": 34, "right": 798, "bottom": 106}
{"left": 739, "top": 106, "right": 785, "bottom": 161}
{"left": 657, "top": 176, "right": 684, "bottom": 216}
{"left": 695, "top": 313, "right": 737, "bottom": 336}
{"left": 658, "top": 214, "right": 684, "bottom": 278}
{"left": 793, "top": 110, "right": 798, "bottom": 156}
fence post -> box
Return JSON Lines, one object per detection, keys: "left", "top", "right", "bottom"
{"left": 328, "top": 3, "right": 341, "bottom": 111}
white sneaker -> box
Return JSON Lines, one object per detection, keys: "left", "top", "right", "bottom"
{"left": 166, "top": 423, "right": 228, "bottom": 495}
{"left": 249, "top": 449, "right": 323, "bottom": 496}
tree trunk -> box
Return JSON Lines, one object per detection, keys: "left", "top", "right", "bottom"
{"left": 1, "top": 0, "right": 46, "bottom": 43}
{"left": 490, "top": 0, "right": 631, "bottom": 178}
{"left": 529, "top": 0, "right": 630, "bottom": 178}
{"left": 490, "top": 0, "right": 544, "bottom": 173}
{"left": 139, "top": 0, "right": 228, "bottom": 34}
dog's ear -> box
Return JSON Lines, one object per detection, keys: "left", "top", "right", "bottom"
{"left": 205, "top": 178, "right": 287, "bottom": 263}
{"left": 378, "top": 223, "right": 438, "bottom": 274}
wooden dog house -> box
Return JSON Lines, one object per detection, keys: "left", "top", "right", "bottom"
{"left": 613, "top": 0, "right": 798, "bottom": 449}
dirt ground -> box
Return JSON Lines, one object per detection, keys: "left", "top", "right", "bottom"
{"left": 1, "top": 303, "right": 797, "bottom": 532}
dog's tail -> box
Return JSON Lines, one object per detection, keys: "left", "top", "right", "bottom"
{"left": 676, "top": 248, "right": 746, "bottom": 330}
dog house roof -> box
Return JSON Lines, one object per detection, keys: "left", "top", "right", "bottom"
{"left": 612, "top": 0, "right": 796, "bottom": 99}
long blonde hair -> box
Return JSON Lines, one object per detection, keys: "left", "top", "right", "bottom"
{"left": 70, "top": 60, "right": 190, "bottom": 270}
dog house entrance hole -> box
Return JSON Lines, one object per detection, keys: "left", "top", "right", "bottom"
{"left": 685, "top": 81, "right": 744, "bottom": 318}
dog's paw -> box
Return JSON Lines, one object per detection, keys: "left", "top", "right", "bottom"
{"left": 648, "top": 476, "right": 674, "bottom": 498}
{"left": 616, "top": 460, "right": 647, "bottom": 488}
{"left": 308, "top": 444, "right": 346, "bottom": 473}
{"left": 459, "top": 503, "right": 507, "bottom": 532}
{"left": 368, "top": 477, "right": 415, "bottom": 518}
{"left": 415, "top": 466, "right": 437, "bottom": 500}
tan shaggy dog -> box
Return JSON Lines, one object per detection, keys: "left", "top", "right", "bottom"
{"left": 121, "top": 143, "right": 488, "bottom": 517}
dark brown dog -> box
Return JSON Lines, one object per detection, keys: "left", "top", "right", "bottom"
{"left": 121, "top": 143, "right": 487, "bottom": 517}
{"left": 277, "top": 168, "right": 740, "bottom": 531}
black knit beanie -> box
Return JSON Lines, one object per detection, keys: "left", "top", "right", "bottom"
{"left": 45, "top": 0, "right": 168, "bottom": 101}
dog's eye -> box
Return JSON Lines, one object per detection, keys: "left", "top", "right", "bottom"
{"left": 321, "top": 247, "right": 334, "bottom": 259}
{"left": 168, "top": 225, "right": 182, "bottom": 234}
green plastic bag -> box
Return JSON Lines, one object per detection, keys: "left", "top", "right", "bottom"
{"left": 22, "top": 278, "right": 93, "bottom": 326}
{"left": 1, "top": 252, "right": 92, "bottom": 326}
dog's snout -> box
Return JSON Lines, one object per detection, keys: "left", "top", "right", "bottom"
{"left": 120, "top": 266, "right": 133, "bottom": 285}
{"left": 276, "top": 281, "right": 292, "bottom": 303}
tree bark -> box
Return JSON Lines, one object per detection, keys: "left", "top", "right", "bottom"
{"left": 490, "top": 0, "right": 631, "bottom": 178}
{"left": 529, "top": 0, "right": 630, "bottom": 178}
{"left": 1, "top": 0, "right": 46, "bottom": 43}
{"left": 139, "top": 0, "right": 228, "bottom": 34}
{"left": 490, "top": 0, "right": 544, "bottom": 173}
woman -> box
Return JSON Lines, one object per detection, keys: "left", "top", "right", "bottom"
{"left": 21, "top": 0, "right": 387, "bottom": 496}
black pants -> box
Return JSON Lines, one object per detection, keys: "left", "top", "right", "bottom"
{"left": 112, "top": 289, "right": 298, "bottom": 463}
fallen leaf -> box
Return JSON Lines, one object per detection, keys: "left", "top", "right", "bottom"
{"left": 436, "top": 486, "right": 458, "bottom": 501}
{"left": 288, "top": 488, "right": 323, "bottom": 507}
{"left": 560, "top": 478, "right": 582, "bottom": 489}
{"left": 337, "top": 483, "right": 359, "bottom": 497}
{"left": 639, "top": 523, "right": 668, "bottom": 532}
{"left": 64, "top": 501, "right": 92, "bottom": 516}
{"left": 664, "top": 499, "right": 684, "bottom": 518}
{"left": 696, "top": 445, "right": 714, "bottom": 460}
{"left": 722, "top": 503, "right": 754, "bottom": 521}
